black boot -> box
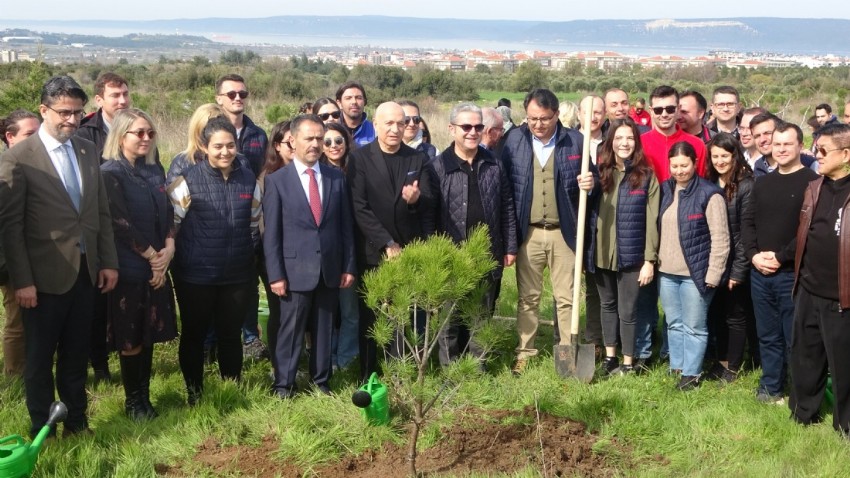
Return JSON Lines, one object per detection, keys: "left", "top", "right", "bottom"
{"left": 139, "top": 347, "right": 158, "bottom": 419}
{"left": 119, "top": 354, "right": 149, "bottom": 421}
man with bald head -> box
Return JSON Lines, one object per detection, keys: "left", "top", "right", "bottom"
{"left": 347, "top": 101, "right": 436, "bottom": 381}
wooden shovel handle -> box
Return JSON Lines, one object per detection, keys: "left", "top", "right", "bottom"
{"left": 570, "top": 101, "right": 593, "bottom": 336}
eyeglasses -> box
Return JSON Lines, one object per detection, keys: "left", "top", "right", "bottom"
{"left": 452, "top": 123, "right": 485, "bottom": 133}
{"left": 324, "top": 136, "right": 345, "bottom": 147}
{"left": 126, "top": 129, "right": 156, "bottom": 140}
{"left": 318, "top": 111, "right": 341, "bottom": 121}
{"left": 816, "top": 146, "right": 847, "bottom": 157}
{"left": 714, "top": 102, "right": 738, "bottom": 109}
{"left": 527, "top": 114, "right": 555, "bottom": 125}
{"left": 403, "top": 115, "right": 422, "bottom": 125}
{"left": 45, "top": 105, "right": 85, "bottom": 120}
{"left": 651, "top": 106, "right": 677, "bottom": 115}
{"left": 277, "top": 140, "right": 293, "bottom": 149}
{"left": 218, "top": 90, "right": 249, "bottom": 100}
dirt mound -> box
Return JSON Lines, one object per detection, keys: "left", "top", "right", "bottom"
{"left": 168, "top": 406, "right": 621, "bottom": 477}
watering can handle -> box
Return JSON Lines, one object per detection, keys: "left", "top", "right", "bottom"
{"left": 0, "top": 434, "right": 25, "bottom": 446}
{"left": 366, "top": 372, "right": 380, "bottom": 395}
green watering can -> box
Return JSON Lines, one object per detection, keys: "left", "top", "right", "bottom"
{"left": 0, "top": 401, "right": 67, "bottom": 478}
{"left": 351, "top": 372, "right": 390, "bottom": 426}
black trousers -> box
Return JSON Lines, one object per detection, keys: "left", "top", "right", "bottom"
{"left": 437, "top": 271, "right": 501, "bottom": 366}
{"left": 594, "top": 267, "right": 640, "bottom": 358}
{"left": 789, "top": 287, "right": 850, "bottom": 433}
{"left": 89, "top": 292, "right": 109, "bottom": 371}
{"left": 175, "top": 280, "right": 250, "bottom": 393}
{"left": 23, "top": 265, "right": 95, "bottom": 437}
{"left": 357, "top": 263, "right": 426, "bottom": 382}
{"left": 708, "top": 282, "right": 755, "bottom": 372}
{"left": 269, "top": 279, "right": 337, "bottom": 391}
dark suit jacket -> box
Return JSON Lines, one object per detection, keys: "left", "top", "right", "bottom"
{"left": 0, "top": 133, "right": 119, "bottom": 295}
{"left": 347, "top": 141, "right": 436, "bottom": 268}
{"left": 262, "top": 161, "right": 356, "bottom": 292}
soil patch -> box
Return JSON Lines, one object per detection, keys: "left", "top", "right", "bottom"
{"left": 169, "top": 406, "right": 623, "bottom": 477}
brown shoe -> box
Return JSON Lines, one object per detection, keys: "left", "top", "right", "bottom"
{"left": 511, "top": 357, "right": 528, "bottom": 376}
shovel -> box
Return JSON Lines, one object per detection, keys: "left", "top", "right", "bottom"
{"left": 554, "top": 99, "right": 596, "bottom": 382}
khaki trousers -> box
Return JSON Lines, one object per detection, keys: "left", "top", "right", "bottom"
{"left": 515, "top": 226, "right": 576, "bottom": 359}
{"left": 2, "top": 284, "right": 25, "bottom": 376}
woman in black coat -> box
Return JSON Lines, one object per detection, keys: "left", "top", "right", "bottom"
{"left": 101, "top": 108, "right": 177, "bottom": 420}
{"left": 705, "top": 132, "right": 757, "bottom": 382}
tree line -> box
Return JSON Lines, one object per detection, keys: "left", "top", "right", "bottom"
{"left": 2, "top": 50, "right": 848, "bottom": 129}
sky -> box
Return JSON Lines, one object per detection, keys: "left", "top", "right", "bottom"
{"left": 3, "top": 0, "right": 849, "bottom": 22}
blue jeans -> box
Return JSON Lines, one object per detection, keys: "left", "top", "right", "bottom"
{"left": 332, "top": 281, "right": 360, "bottom": 368}
{"left": 659, "top": 273, "right": 715, "bottom": 377}
{"left": 242, "top": 276, "right": 261, "bottom": 343}
{"left": 750, "top": 269, "right": 795, "bottom": 396}
{"left": 634, "top": 278, "right": 660, "bottom": 359}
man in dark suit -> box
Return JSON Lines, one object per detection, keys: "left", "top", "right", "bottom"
{"left": 347, "top": 102, "right": 437, "bottom": 381}
{"left": 0, "top": 76, "right": 119, "bottom": 437}
{"left": 263, "top": 114, "right": 356, "bottom": 398}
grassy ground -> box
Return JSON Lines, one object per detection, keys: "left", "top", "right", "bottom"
{"left": 1, "top": 271, "right": 847, "bottom": 477}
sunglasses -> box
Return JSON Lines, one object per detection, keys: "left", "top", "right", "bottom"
{"left": 452, "top": 123, "right": 485, "bottom": 133}
{"left": 126, "top": 129, "right": 156, "bottom": 140}
{"left": 652, "top": 106, "right": 677, "bottom": 115}
{"left": 324, "top": 136, "right": 345, "bottom": 147}
{"left": 219, "top": 90, "right": 249, "bottom": 100}
{"left": 318, "top": 111, "right": 341, "bottom": 121}
{"left": 403, "top": 115, "right": 422, "bottom": 125}
{"left": 816, "top": 146, "right": 846, "bottom": 157}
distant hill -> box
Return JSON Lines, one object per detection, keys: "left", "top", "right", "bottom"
{"left": 0, "top": 28, "right": 212, "bottom": 49}
{"left": 3, "top": 16, "right": 849, "bottom": 55}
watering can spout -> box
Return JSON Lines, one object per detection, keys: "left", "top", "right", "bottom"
{"left": 28, "top": 402, "right": 67, "bottom": 463}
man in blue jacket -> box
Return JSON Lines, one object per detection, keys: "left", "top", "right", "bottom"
{"left": 500, "top": 88, "right": 597, "bottom": 374}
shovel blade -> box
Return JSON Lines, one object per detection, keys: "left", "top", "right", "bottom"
{"left": 554, "top": 342, "right": 596, "bottom": 383}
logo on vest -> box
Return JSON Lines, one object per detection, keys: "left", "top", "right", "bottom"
{"left": 687, "top": 213, "right": 704, "bottom": 220}
{"left": 239, "top": 193, "right": 253, "bottom": 199}
{"left": 568, "top": 154, "right": 580, "bottom": 161}
{"left": 629, "top": 190, "right": 646, "bottom": 196}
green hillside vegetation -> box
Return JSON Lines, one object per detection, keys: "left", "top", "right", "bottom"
{"left": 1, "top": 55, "right": 847, "bottom": 159}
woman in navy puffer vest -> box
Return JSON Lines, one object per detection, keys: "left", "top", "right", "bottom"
{"left": 594, "top": 119, "right": 660, "bottom": 376}
{"left": 658, "top": 141, "right": 729, "bottom": 391}
{"left": 169, "top": 117, "right": 261, "bottom": 405}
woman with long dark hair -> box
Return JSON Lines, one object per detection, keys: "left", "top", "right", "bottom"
{"left": 169, "top": 117, "right": 261, "bottom": 405}
{"left": 658, "top": 141, "right": 729, "bottom": 390}
{"left": 705, "top": 132, "right": 756, "bottom": 382}
{"left": 594, "top": 119, "right": 660, "bottom": 375}
{"left": 312, "top": 97, "right": 341, "bottom": 125}
{"left": 322, "top": 122, "right": 352, "bottom": 171}
{"left": 101, "top": 108, "right": 177, "bottom": 419}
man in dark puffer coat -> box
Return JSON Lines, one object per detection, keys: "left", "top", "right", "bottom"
{"left": 431, "top": 103, "right": 517, "bottom": 366}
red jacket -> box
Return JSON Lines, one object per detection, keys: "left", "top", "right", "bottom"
{"left": 641, "top": 126, "right": 708, "bottom": 182}
{"left": 630, "top": 108, "right": 651, "bottom": 127}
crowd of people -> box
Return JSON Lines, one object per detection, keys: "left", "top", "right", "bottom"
{"left": 1, "top": 72, "right": 849, "bottom": 440}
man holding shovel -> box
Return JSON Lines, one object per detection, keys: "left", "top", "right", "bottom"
{"left": 500, "top": 88, "right": 597, "bottom": 374}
